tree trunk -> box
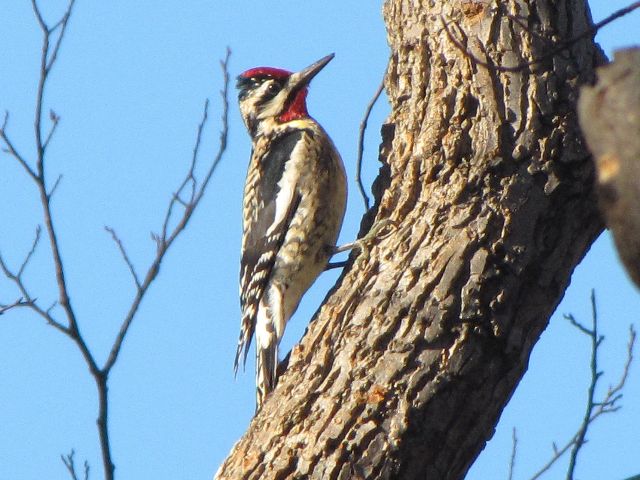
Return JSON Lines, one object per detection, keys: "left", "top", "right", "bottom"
{"left": 216, "top": 1, "right": 604, "bottom": 479}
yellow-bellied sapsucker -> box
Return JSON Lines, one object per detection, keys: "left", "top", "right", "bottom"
{"left": 235, "top": 54, "right": 347, "bottom": 409}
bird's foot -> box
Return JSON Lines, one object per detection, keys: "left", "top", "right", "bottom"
{"left": 327, "top": 218, "right": 396, "bottom": 268}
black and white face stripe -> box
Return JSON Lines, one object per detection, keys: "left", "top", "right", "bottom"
{"left": 237, "top": 76, "right": 290, "bottom": 136}
{"left": 237, "top": 76, "right": 285, "bottom": 102}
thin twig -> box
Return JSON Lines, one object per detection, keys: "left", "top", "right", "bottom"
{"left": 529, "top": 438, "right": 575, "bottom": 480}
{"left": 0, "top": 228, "right": 68, "bottom": 333}
{"left": 45, "top": 2, "right": 76, "bottom": 73}
{"left": 29, "top": 0, "right": 98, "bottom": 372}
{"left": 528, "top": 293, "right": 636, "bottom": 480}
{"left": 0, "top": 298, "right": 28, "bottom": 315}
{"left": 6, "top": 2, "right": 230, "bottom": 477}
{"left": 0, "top": 112, "right": 39, "bottom": 181}
{"left": 565, "top": 290, "right": 601, "bottom": 480}
{"left": 103, "top": 47, "right": 231, "bottom": 376}
{"left": 19, "top": 226, "right": 42, "bottom": 278}
{"left": 47, "top": 174, "right": 63, "bottom": 199}
{"left": 30, "top": 0, "right": 47, "bottom": 31}
{"left": 0, "top": 232, "right": 39, "bottom": 304}
{"left": 442, "top": 1, "right": 640, "bottom": 73}
{"left": 46, "top": 300, "right": 58, "bottom": 316}
{"left": 508, "top": 428, "right": 517, "bottom": 480}
{"left": 161, "top": 99, "right": 209, "bottom": 242}
{"left": 61, "top": 449, "right": 90, "bottom": 480}
{"left": 43, "top": 110, "right": 60, "bottom": 152}
{"left": 104, "top": 226, "right": 141, "bottom": 290}
{"left": 355, "top": 78, "right": 384, "bottom": 211}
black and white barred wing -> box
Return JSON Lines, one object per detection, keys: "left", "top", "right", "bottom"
{"left": 234, "top": 131, "right": 304, "bottom": 373}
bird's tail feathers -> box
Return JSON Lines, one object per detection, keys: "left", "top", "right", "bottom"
{"left": 255, "top": 334, "right": 278, "bottom": 411}
{"left": 233, "top": 312, "right": 255, "bottom": 377}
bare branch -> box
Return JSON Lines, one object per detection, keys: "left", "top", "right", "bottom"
{"left": 46, "top": 300, "right": 58, "bottom": 316}
{"left": 18, "top": 225, "right": 42, "bottom": 278}
{"left": 103, "top": 48, "right": 231, "bottom": 376}
{"left": 189, "top": 47, "right": 231, "bottom": 208}
{"left": 0, "top": 112, "right": 38, "bottom": 181}
{"left": 355, "top": 77, "right": 384, "bottom": 211}
{"left": 0, "top": 227, "right": 41, "bottom": 302}
{"left": 566, "top": 290, "right": 601, "bottom": 479}
{"left": 564, "top": 313, "right": 594, "bottom": 337}
{"left": 61, "top": 449, "right": 90, "bottom": 480}
{"left": 30, "top": 0, "right": 47, "bottom": 32}
{"left": 528, "top": 294, "right": 636, "bottom": 480}
{"left": 442, "top": 2, "right": 640, "bottom": 73}
{"left": 32, "top": 0, "right": 76, "bottom": 178}
{"left": 25, "top": 0, "right": 99, "bottom": 377}
{"left": 161, "top": 99, "right": 209, "bottom": 242}
{"left": 47, "top": 174, "right": 63, "bottom": 200}
{"left": 105, "top": 226, "right": 141, "bottom": 290}
{"left": 8, "top": 6, "right": 228, "bottom": 476}
{"left": 43, "top": 110, "right": 60, "bottom": 152}
{"left": 22, "top": 5, "right": 106, "bottom": 433}
{"left": 589, "top": 324, "right": 636, "bottom": 422}
{"left": 45, "top": 1, "right": 76, "bottom": 73}
{"left": 0, "top": 236, "right": 69, "bottom": 334}
{"left": 0, "top": 298, "right": 29, "bottom": 315}
{"left": 508, "top": 428, "right": 517, "bottom": 480}
{"left": 173, "top": 192, "right": 190, "bottom": 208}
{"left": 529, "top": 439, "right": 576, "bottom": 480}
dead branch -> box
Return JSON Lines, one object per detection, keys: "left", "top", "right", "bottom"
{"left": 0, "top": 298, "right": 30, "bottom": 315}
{"left": 61, "top": 449, "right": 90, "bottom": 480}
{"left": 0, "top": 2, "right": 231, "bottom": 479}
{"left": 527, "top": 292, "right": 636, "bottom": 480}
{"left": 103, "top": 48, "right": 230, "bottom": 376}
{"left": 355, "top": 77, "right": 385, "bottom": 211}
{"left": 104, "top": 227, "right": 142, "bottom": 290}
{"left": 508, "top": 428, "right": 517, "bottom": 480}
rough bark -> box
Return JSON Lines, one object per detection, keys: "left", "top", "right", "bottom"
{"left": 578, "top": 47, "right": 640, "bottom": 289}
{"left": 216, "top": 1, "right": 604, "bottom": 479}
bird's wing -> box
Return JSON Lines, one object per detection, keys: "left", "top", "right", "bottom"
{"left": 235, "top": 130, "right": 305, "bottom": 373}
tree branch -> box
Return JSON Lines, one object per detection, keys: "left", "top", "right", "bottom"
{"left": 0, "top": 231, "right": 68, "bottom": 334}
{"left": 61, "top": 449, "right": 90, "bottom": 480}
{"left": 3, "top": 1, "right": 230, "bottom": 478}
{"left": 355, "top": 77, "right": 385, "bottom": 211}
{"left": 104, "top": 226, "right": 141, "bottom": 290}
{"left": 0, "top": 298, "right": 30, "bottom": 315}
{"left": 508, "top": 428, "right": 517, "bottom": 480}
{"left": 565, "top": 290, "right": 602, "bottom": 480}
{"left": 102, "top": 47, "right": 231, "bottom": 376}
{"left": 527, "top": 293, "right": 636, "bottom": 480}
{"left": 0, "top": 112, "right": 38, "bottom": 181}
{"left": 43, "top": 110, "right": 60, "bottom": 153}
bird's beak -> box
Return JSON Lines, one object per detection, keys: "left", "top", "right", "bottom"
{"left": 287, "top": 54, "right": 335, "bottom": 92}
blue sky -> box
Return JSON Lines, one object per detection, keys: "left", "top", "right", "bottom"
{"left": 0, "top": 2, "right": 638, "bottom": 479}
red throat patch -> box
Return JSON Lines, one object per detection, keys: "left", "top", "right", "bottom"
{"left": 279, "top": 88, "right": 309, "bottom": 123}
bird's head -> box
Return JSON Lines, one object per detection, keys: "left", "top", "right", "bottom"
{"left": 236, "top": 53, "right": 334, "bottom": 136}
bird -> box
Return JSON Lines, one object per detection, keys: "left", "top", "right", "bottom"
{"left": 234, "top": 54, "right": 347, "bottom": 409}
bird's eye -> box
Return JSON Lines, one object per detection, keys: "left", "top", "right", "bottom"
{"left": 267, "top": 82, "right": 280, "bottom": 94}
